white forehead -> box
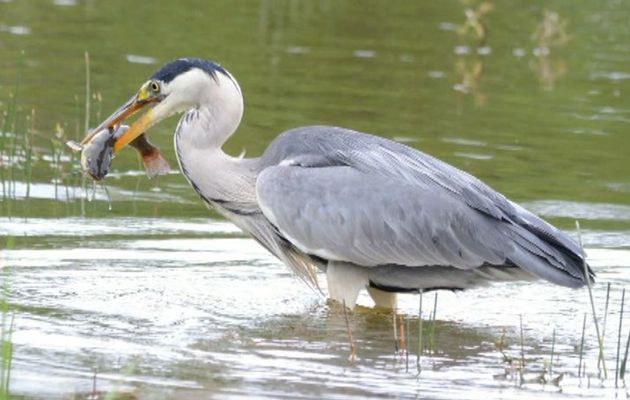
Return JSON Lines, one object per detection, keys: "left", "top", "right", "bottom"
{"left": 162, "top": 67, "right": 240, "bottom": 96}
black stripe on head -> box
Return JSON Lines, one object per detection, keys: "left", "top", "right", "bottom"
{"left": 150, "top": 58, "right": 229, "bottom": 83}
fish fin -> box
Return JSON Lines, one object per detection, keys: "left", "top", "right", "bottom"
{"left": 143, "top": 150, "right": 170, "bottom": 178}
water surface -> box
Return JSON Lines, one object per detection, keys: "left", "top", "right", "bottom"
{"left": 0, "top": 0, "right": 629, "bottom": 398}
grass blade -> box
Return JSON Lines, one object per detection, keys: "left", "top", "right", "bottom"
{"left": 84, "top": 51, "right": 90, "bottom": 134}
{"left": 417, "top": 290, "right": 423, "bottom": 372}
{"left": 429, "top": 292, "right": 438, "bottom": 353}
{"left": 576, "top": 220, "right": 607, "bottom": 379}
{"left": 519, "top": 314, "right": 525, "bottom": 385}
{"left": 599, "top": 283, "right": 611, "bottom": 372}
{"left": 550, "top": 328, "right": 555, "bottom": 377}
{"left": 405, "top": 316, "right": 410, "bottom": 372}
{"left": 620, "top": 325, "right": 630, "bottom": 380}
{"left": 616, "top": 288, "right": 625, "bottom": 387}
{"left": 578, "top": 312, "right": 586, "bottom": 378}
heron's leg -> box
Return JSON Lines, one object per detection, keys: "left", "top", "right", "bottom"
{"left": 326, "top": 262, "right": 369, "bottom": 310}
{"left": 367, "top": 286, "right": 398, "bottom": 310}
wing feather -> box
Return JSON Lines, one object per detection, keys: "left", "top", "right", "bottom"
{"left": 255, "top": 126, "right": 590, "bottom": 287}
{"left": 256, "top": 165, "right": 507, "bottom": 270}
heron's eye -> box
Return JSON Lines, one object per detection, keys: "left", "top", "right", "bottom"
{"left": 149, "top": 81, "right": 160, "bottom": 93}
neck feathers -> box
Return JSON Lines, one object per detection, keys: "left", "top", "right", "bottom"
{"left": 171, "top": 68, "right": 244, "bottom": 150}
{"left": 173, "top": 71, "right": 255, "bottom": 208}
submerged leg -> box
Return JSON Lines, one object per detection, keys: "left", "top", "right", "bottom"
{"left": 326, "top": 262, "right": 369, "bottom": 309}
{"left": 367, "top": 286, "right": 398, "bottom": 310}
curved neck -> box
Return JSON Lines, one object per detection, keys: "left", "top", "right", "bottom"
{"left": 173, "top": 69, "right": 244, "bottom": 150}
{"left": 173, "top": 73, "right": 256, "bottom": 209}
{"left": 174, "top": 136, "right": 259, "bottom": 213}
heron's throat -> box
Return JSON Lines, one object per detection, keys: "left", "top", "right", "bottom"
{"left": 172, "top": 68, "right": 244, "bottom": 150}
{"left": 174, "top": 140, "right": 257, "bottom": 212}
{"left": 174, "top": 106, "right": 256, "bottom": 210}
{"left": 173, "top": 70, "right": 254, "bottom": 209}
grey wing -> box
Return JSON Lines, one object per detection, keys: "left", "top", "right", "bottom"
{"left": 256, "top": 163, "right": 585, "bottom": 288}
{"left": 256, "top": 126, "right": 590, "bottom": 288}
{"left": 257, "top": 164, "right": 505, "bottom": 268}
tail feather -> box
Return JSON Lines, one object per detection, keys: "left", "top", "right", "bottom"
{"left": 505, "top": 222, "right": 593, "bottom": 287}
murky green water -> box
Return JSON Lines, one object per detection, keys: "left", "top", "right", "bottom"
{"left": 1, "top": 0, "right": 629, "bottom": 398}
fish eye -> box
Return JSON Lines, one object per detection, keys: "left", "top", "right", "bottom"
{"left": 149, "top": 81, "right": 160, "bottom": 93}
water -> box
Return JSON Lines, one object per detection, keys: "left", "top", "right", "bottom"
{"left": 1, "top": 0, "right": 629, "bottom": 398}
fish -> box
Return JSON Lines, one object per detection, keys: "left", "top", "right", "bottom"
{"left": 65, "top": 125, "right": 117, "bottom": 180}
{"left": 66, "top": 126, "right": 170, "bottom": 180}
{"left": 128, "top": 132, "right": 171, "bottom": 178}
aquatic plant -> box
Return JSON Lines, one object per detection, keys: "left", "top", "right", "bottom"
{"left": 519, "top": 314, "right": 525, "bottom": 384}
{"left": 549, "top": 328, "right": 556, "bottom": 376}
{"left": 417, "top": 290, "right": 423, "bottom": 372}
{"left": 405, "top": 316, "right": 410, "bottom": 372}
{"left": 0, "top": 236, "right": 15, "bottom": 399}
{"left": 578, "top": 312, "right": 587, "bottom": 377}
{"left": 428, "top": 293, "right": 438, "bottom": 354}
{"left": 615, "top": 288, "right": 625, "bottom": 387}
{"left": 84, "top": 52, "right": 91, "bottom": 135}
{"left": 600, "top": 282, "right": 611, "bottom": 372}
{"left": 577, "top": 220, "right": 607, "bottom": 379}
{"left": 620, "top": 321, "right": 630, "bottom": 380}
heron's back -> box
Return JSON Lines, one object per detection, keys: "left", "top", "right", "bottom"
{"left": 254, "top": 125, "right": 592, "bottom": 289}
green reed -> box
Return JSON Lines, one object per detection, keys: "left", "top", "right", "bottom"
{"left": 1, "top": 53, "right": 23, "bottom": 208}
{"left": 0, "top": 52, "right": 101, "bottom": 219}
{"left": 0, "top": 236, "right": 15, "bottom": 399}
{"left": 615, "top": 288, "right": 625, "bottom": 387}
{"left": 599, "top": 283, "right": 611, "bottom": 372}
{"left": 620, "top": 324, "right": 630, "bottom": 380}
{"left": 578, "top": 312, "right": 586, "bottom": 378}
{"left": 405, "top": 316, "right": 410, "bottom": 372}
{"left": 417, "top": 290, "right": 423, "bottom": 372}
{"left": 84, "top": 51, "right": 91, "bottom": 135}
{"left": 0, "top": 103, "right": 10, "bottom": 205}
{"left": 549, "top": 328, "right": 555, "bottom": 377}
{"left": 519, "top": 314, "right": 525, "bottom": 385}
{"left": 23, "top": 110, "right": 35, "bottom": 210}
{"left": 9, "top": 53, "right": 24, "bottom": 206}
{"left": 576, "top": 221, "right": 607, "bottom": 379}
{"left": 5, "top": 109, "right": 18, "bottom": 216}
{"left": 428, "top": 292, "right": 438, "bottom": 354}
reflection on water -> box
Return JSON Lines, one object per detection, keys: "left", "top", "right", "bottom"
{"left": 0, "top": 0, "right": 629, "bottom": 398}
{"left": 454, "top": 57, "right": 486, "bottom": 107}
{"left": 531, "top": 9, "right": 569, "bottom": 91}
{"left": 453, "top": 1, "right": 492, "bottom": 107}
{"left": 457, "top": 1, "right": 494, "bottom": 45}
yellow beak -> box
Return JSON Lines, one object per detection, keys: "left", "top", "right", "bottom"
{"left": 78, "top": 85, "right": 161, "bottom": 153}
{"left": 113, "top": 108, "right": 155, "bottom": 152}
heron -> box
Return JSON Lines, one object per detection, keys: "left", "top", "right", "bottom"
{"left": 81, "top": 57, "right": 593, "bottom": 309}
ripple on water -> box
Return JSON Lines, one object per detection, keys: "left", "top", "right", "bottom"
{"left": 441, "top": 137, "right": 487, "bottom": 147}
{"left": 0, "top": 24, "right": 31, "bottom": 35}
{"left": 0, "top": 180, "right": 191, "bottom": 203}
{"left": 3, "top": 214, "right": 630, "bottom": 399}
{"left": 524, "top": 200, "right": 630, "bottom": 222}
{"left": 454, "top": 152, "right": 493, "bottom": 160}
{"left": 0, "top": 217, "right": 240, "bottom": 237}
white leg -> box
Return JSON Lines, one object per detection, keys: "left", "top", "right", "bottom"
{"left": 367, "top": 286, "right": 398, "bottom": 310}
{"left": 326, "top": 262, "right": 369, "bottom": 310}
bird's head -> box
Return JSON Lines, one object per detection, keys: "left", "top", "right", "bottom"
{"left": 81, "top": 58, "right": 243, "bottom": 151}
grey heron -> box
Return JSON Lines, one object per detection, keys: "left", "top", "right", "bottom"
{"left": 83, "top": 57, "right": 593, "bottom": 309}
